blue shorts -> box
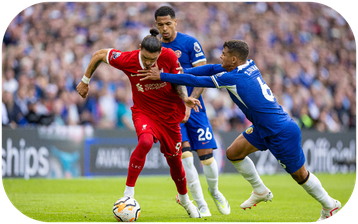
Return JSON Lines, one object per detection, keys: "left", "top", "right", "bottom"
{"left": 243, "top": 119, "right": 305, "bottom": 174}
{"left": 180, "top": 111, "right": 217, "bottom": 150}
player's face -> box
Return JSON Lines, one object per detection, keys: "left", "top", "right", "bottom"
{"left": 156, "top": 15, "right": 177, "bottom": 42}
{"left": 220, "top": 47, "right": 233, "bottom": 71}
{"left": 140, "top": 48, "right": 161, "bottom": 69}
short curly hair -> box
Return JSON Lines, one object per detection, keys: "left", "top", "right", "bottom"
{"left": 223, "top": 40, "right": 249, "bottom": 62}
{"left": 154, "top": 6, "right": 176, "bottom": 20}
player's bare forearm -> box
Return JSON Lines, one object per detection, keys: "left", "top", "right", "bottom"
{"left": 174, "top": 85, "right": 202, "bottom": 113}
{"left": 189, "top": 61, "right": 205, "bottom": 98}
{"left": 174, "top": 84, "right": 188, "bottom": 100}
{"left": 84, "top": 49, "right": 109, "bottom": 78}
{"left": 190, "top": 87, "right": 204, "bottom": 99}
{"left": 77, "top": 49, "right": 109, "bottom": 99}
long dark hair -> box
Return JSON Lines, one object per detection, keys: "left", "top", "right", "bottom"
{"left": 141, "top": 28, "right": 162, "bottom": 53}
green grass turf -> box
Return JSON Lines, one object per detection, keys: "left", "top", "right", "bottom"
{"left": 2, "top": 173, "right": 356, "bottom": 222}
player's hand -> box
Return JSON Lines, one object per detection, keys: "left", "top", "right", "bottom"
{"left": 183, "top": 97, "right": 202, "bottom": 113}
{"left": 181, "top": 106, "right": 192, "bottom": 123}
{"left": 137, "top": 62, "right": 161, "bottom": 81}
{"left": 175, "top": 61, "right": 184, "bottom": 73}
{"left": 76, "top": 81, "right": 89, "bottom": 99}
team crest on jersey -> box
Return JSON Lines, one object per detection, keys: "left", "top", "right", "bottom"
{"left": 245, "top": 127, "right": 253, "bottom": 134}
{"left": 194, "top": 42, "right": 201, "bottom": 52}
{"left": 175, "top": 50, "right": 182, "bottom": 58}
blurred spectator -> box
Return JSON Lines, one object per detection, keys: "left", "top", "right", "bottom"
{"left": 2, "top": 2, "right": 356, "bottom": 133}
{"left": 51, "top": 98, "right": 66, "bottom": 125}
{"left": 114, "top": 87, "right": 134, "bottom": 130}
{"left": 2, "top": 90, "right": 24, "bottom": 127}
{"left": 2, "top": 101, "right": 9, "bottom": 126}
{"left": 2, "top": 69, "right": 18, "bottom": 94}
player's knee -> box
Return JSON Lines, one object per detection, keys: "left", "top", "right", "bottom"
{"left": 138, "top": 133, "right": 154, "bottom": 150}
{"left": 181, "top": 150, "right": 193, "bottom": 159}
{"left": 199, "top": 153, "right": 214, "bottom": 165}
{"left": 181, "top": 147, "right": 193, "bottom": 159}
{"left": 226, "top": 146, "right": 246, "bottom": 161}
{"left": 291, "top": 166, "right": 310, "bottom": 184}
{"left": 226, "top": 147, "right": 238, "bottom": 161}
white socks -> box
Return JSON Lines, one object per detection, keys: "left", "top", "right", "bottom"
{"left": 181, "top": 156, "right": 207, "bottom": 208}
{"left": 182, "top": 155, "right": 221, "bottom": 208}
{"left": 178, "top": 192, "right": 190, "bottom": 205}
{"left": 123, "top": 185, "right": 134, "bottom": 198}
{"left": 231, "top": 157, "right": 334, "bottom": 209}
{"left": 203, "top": 159, "right": 219, "bottom": 196}
{"left": 231, "top": 156, "right": 268, "bottom": 194}
{"left": 301, "top": 172, "right": 334, "bottom": 209}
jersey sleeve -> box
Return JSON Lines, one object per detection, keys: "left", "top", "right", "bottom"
{"left": 161, "top": 72, "right": 216, "bottom": 88}
{"left": 211, "top": 72, "right": 234, "bottom": 89}
{"left": 187, "top": 38, "right": 206, "bottom": 66}
{"left": 184, "top": 64, "right": 227, "bottom": 76}
{"left": 106, "top": 49, "right": 125, "bottom": 70}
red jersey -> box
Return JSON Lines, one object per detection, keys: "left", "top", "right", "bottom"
{"left": 106, "top": 47, "right": 185, "bottom": 124}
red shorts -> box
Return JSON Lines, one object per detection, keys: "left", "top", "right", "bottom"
{"left": 132, "top": 112, "right": 182, "bottom": 158}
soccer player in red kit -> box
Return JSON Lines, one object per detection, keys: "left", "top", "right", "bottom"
{"left": 77, "top": 28, "right": 201, "bottom": 218}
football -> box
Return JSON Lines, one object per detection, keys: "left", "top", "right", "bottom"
{"left": 113, "top": 196, "right": 141, "bottom": 222}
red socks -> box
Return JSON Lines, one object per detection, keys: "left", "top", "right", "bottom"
{"left": 166, "top": 156, "right": 187, "bottom": 195}
{"left": 126, "top": 133, "right": 187, "bottom": 195}
{"left": 126, "top": 133, "right": 153, "bottom": 187}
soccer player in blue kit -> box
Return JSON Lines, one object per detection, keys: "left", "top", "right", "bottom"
{"left": 154, "top": 6, "right": 230, "bottom": 216}
{"left": 138, "top": 39, "right": 341, "bottom": 221}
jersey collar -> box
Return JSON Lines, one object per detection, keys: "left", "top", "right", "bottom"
{"left": 236, "top": 59, "right": 252, "bottom": 71}
{"left": 138, "top": 51, "right": 145, "bottom": 70}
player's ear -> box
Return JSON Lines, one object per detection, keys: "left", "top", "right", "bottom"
{"left": 232, "top": 55, "right": 238, "bottom": 64}
{"left": 139, "top": 44, "right": 141, "bottom": 50}
{"left": 174, "top": 19, "right": 178, "bottom": 26}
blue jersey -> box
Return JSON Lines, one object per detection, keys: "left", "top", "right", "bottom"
{"left": 161, "top": 60, "right": 292, "bottom": 138}
{"left": 162, "top": 32, "right": 207, "bottom": 112}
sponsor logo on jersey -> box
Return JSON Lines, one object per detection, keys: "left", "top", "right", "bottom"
{"left": 195, "top": 52, "right": 204, "bottom": 57}
{"left": 144, "top": 82, "right": 167, "bottom": 91}
{"left": 175, "top": 50, "right": 182, "bottom": 58}
{"left": 136, "top": 82, "right": 167, "bottom": 92}
{"left": 194, "top": 42, "right": 201, "bottom": 52}
{"left": 111, "top": 52, "right": 121, "bottom": 60}
{"left": 136, "top": 83, "right": 144, "bottom": 92}
{"left": 245, "top": 127, "right": 253, "bottom": 134}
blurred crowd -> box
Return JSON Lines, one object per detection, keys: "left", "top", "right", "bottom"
{"left": 2, "top": 2, "right": 356, "bottom": 133}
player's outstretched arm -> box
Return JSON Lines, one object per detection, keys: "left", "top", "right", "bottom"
{"left": 179, "top": 64, "right": 227, "bottom": 76}
{"left": 77, "top": 49, "right": 109, "bottom": 99}
{"left": 137, "top": 66, "right": 217, "bottom": 88}
{"left": 161, "top": 72, "right": 217, "bottom": 88}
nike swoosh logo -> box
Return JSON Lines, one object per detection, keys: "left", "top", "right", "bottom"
{"left": 131, "top": 74, "right": 136, "bottom": 77}
{"left": 202, "top": 141, "right": 210, "bottom": 145}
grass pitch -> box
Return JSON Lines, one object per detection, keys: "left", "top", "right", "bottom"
{"left": 2, "top": 173, "right": 356, "bottom": 222}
